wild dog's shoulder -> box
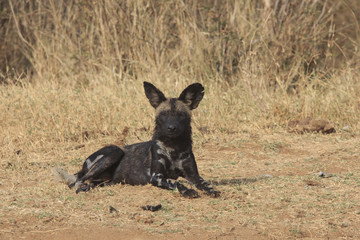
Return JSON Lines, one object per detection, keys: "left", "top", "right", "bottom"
{"left": 154, "top": 140, "right": 192, "bottom": 161}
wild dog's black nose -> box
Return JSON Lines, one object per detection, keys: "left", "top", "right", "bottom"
{"left": 167, "top": 125, "right": 177, "bottom": 132}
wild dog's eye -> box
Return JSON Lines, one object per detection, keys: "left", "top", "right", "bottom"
{"left": 158, "top": 111, "right": 168, "bottom": 121}
{"left": 177, "top": 111, "right": 188, "bottom": 119}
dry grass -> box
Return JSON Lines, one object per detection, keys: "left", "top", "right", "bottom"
{"left": 2, "top": 0, "right": 360, "bottom": 81}
{"left": 1, "top": 118, "right": 360, "bottom": 239}
{"left": 1, "top": 76, "right": 360, "bottom": 239}
{"left": 1, "top": 0, "right": 360, "bottom": 239}
{"left": 1, "top": 0, "right": 360, "bottom": 127}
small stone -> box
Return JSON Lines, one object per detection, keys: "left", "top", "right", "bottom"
{"left": 342, "top": 125, "right": 350, "bottom": 131}
{"left": 109, "top": 205, "right": 118, "bottom": 213}
{"left": 141, "top": 204, "right": 162, "bottom": 212}
{"left": 318, "top": 171, "right": 333, "bottom": 178}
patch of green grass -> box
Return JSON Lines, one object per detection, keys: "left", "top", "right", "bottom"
{"left": 106, "top": 189, "right": 115, "bottom": 196}
{"left": 303, "top": 157, "right": 319, "bottom": 162}
{"left": 147, "top": 228, "right": 183, "bottom": 234}
{"left": 94, "top": 202, "right": 103, "bottom": 211}
{"left": 208, "top": 199, "right": 221, "bottom": 206}
{"left": 65, "top": 196, "right": 75, "bottom": 201}
{"left": 37, "top": 211, "right": 52, "bottom": 219}
{"left": 70, "top": 158, "right": 83, "bottom": 166}
{"left": 261, "top": 141, "right": 286, "bottom": 154}
{"left": 204, "top": 226, "right": 221, "bottom": 231}
{"left": 289, "top": 227, "right": 305, "bottom": 237}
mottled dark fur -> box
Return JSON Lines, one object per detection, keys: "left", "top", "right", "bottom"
{"left": 53, "top": 82, "right": 220, "bottom": 198}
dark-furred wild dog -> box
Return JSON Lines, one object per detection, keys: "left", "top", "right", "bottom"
{"left": 53, "top": 82, "right": 220, "bottom": 198}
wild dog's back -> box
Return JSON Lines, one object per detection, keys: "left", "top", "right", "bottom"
{"left": 111, "top": 141, "right": 154, "bottom": 185}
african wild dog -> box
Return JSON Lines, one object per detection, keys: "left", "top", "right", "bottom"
{"left": 53, "top": 82, "right": 220, "bottom": 198}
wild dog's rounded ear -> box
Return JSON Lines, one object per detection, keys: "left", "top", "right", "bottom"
{"left": 143, "top": 82, "right": 167, "bottom": 108}
{"left": 178, "top": 83, "right": 204, "bottom": 110}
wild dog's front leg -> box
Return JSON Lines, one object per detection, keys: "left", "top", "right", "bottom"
{"left": 150, "top": 173, "right": 199, "bottom": 198}
{"left": 150, "top": 173, "right": 176, "bottom": 190}
{"left": 183, "top": 154, "right": 220, "bottom": 198}
{"left": 175, "top": 181, "right": 199, "bottom": 198}
{"left": 193, "top": 177, "right": 220, "bottom": 198}
{"left": 185, "top": 170, "right": 220, "bottom": 197}
{"left": 150, "top": 146, "right": 199, "bottom": 198}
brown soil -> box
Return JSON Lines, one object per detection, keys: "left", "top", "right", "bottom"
{"left": 1, "top": 131, "right": 359, "bottom": 239}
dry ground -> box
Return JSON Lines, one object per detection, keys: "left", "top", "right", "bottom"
{"left": 1, "top": 130, "right": 359, "bottom": 240}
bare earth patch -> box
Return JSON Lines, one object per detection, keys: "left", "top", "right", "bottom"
{"left": 1, "top": 131, "right": 359, "bottom": 239}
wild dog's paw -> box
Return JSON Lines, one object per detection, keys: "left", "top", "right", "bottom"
{"left": 75, "top": 183, "right": 91, "bottom": 194}
{"left": 182, "top": 189, "right": 200, "bottom": 198}
{"left": 175, "top": 181, "right": 199, "bottom": 198}
{"left": 207, "top": 190, "right": 221, "bottom": 198}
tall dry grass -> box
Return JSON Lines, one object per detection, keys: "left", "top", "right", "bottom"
{"left": 2, "top": 0, "right": 359, "bottom": 82}
{"left": 0, "top": 0, "right": 360, "bottom": 161}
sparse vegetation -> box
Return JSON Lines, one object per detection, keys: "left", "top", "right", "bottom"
{"left": 1, "top": 0, "right": 360, "bottom": 239}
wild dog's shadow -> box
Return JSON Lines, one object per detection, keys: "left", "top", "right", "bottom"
{"left": 212, "top": 175, "right": 273, "bottom": 186}
{"left": 180, "top": 175, "right": 271, "bottom": 186}
{"left": 210, "top": 178, "right": 259, "bottom": 186}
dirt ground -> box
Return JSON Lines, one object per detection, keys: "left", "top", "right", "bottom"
{"left": 1, "top": 130, "right": 359, "bottom": 240}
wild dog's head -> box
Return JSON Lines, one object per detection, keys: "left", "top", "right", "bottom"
{"left": 143, "top": 82, "right": 204, "bottom": 139}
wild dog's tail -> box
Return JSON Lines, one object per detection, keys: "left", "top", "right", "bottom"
{"left": 51, "top": 167, "right": 77, "bottom": 188}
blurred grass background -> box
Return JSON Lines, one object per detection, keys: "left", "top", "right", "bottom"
{"left": 1, "top": 0, "right": 359, "bottom": 83}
